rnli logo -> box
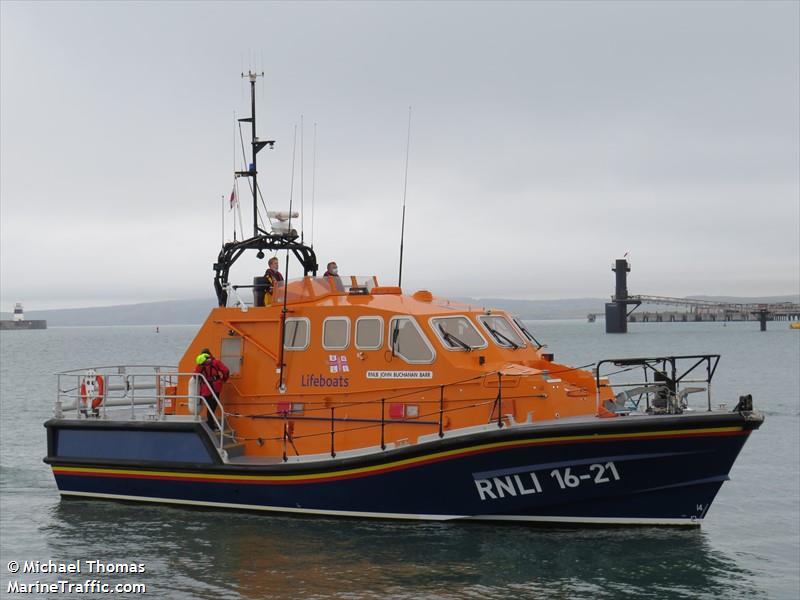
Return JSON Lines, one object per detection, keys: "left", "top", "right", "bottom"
{"left": 328, "top": 355, "right": 349, "bottom": 374}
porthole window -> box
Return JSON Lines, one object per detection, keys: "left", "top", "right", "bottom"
{"left": 323, "top": 317, "right": 350, "bottom": 350}
{"left": 284, "top": 318, "right": 310, "bottom": 350}
{"left": 388, "top": 317, "right": 435, "bottom": 364}
{"left": 430, "top": 316, "right": 487, "bottom": 351}
{"left": 356, "top": 317, "right": 383, "bottom": 350}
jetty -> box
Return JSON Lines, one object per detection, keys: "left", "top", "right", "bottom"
{"left": 602, "top": 260, "right": 799, "bottom": 333}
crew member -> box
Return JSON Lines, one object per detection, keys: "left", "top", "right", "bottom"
{"left": 323, "top": 261, "right": 338, "bottom": 277}
{"left": 264, "top": 257, "right": 284, "bottom": 304}
{"left": 323, "top": 261, "right": 344, "bottom": 291}
{"left": 194, "top": 348, "right": 230, "bottom": 430}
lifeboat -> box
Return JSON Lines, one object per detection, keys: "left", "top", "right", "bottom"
{"left": 44, "top": 74, "right": 763, "bottom": 526}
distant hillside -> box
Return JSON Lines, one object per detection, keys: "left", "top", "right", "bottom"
{"left": 0, "top": 298, "right": 216, "bottom": 327}
{"left": 457, "top": 297, "right": 607, "bottom": 320}
{"left": 2, "top": 294, "right": 797, "bottom": 327}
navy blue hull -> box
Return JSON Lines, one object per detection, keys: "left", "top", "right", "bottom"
{"left": 44, "top": 413, "right": 762, "bottom": 525}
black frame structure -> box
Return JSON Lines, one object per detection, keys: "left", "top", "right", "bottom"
{"left": 214, "top": 235, "right": 317, "bottom": 307}
{"left": 595, "top": 354, "right": 721, "bottom": 413}
{"left": 214, "top": 72, "right": 318, "bottom": 307}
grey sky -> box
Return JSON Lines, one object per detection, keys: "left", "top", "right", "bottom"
{"left": 1, "top": 1, "right": 798, "bottom": 310}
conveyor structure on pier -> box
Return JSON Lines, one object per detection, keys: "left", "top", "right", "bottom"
{"left": 602, "top": 259, "right": 799, "bottom": 333}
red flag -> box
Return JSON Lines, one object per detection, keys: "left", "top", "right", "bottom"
{"left": 229, "top": 186, "right": 237, "bottom": 210}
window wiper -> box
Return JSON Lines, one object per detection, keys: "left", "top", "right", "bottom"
{"left": 391, "top": 323, "right": 400, "bottom": 357}
{"left": 514, "top": 318, "right": 542, "bottom": 349}
{"left": 486, "top": 325, "right": 520, "bottom": 350}
{"left": 438, "top": 325, "right": 471, "bottom": 352}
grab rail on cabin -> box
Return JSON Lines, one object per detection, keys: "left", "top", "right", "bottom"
{"left": 54, "top": 366, "right": 231, "bottom": 458}
{"left": 269, "top": 357, "right": 722, "bottom": 461}
{"left": 594, "top": 354, "right": 721, "bottom": 415}
{"left": 273, "top": 377, "right": 533, "bottom": 462}
{"left": 263, "top": 371, "right": 532, "bottom": 462}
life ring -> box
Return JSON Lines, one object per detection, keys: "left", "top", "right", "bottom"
{"left": 80, "top": 370, "right": 105, "bottom": 410}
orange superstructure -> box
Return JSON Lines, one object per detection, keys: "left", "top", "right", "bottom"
{"left": 175, "top": 275, "right": 612, "bottom": 460}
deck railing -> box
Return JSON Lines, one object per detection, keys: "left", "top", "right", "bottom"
{"left": 254, "top": 370, "right": 565, "bottom": 462}
{"left": 595, "top": 354, "right": 720, "bottom": 415}
{"left": 54, "top": 365, "right": 230, "bottom": 455}
{"left": 55, "top": 356, "right": 723, "bottom": 463}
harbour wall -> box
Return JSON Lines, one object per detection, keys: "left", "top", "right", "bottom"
{"left": 0, "top": 320, "right": 47, "bottom": 330}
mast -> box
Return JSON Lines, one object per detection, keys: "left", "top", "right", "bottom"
{"left": 214, "top": 74, "right": 318, "bottom": 307}
{"left": 236, "top": 71, "right": 274, "bottom": 236}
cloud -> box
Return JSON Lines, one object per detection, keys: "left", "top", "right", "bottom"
{"left": 1, "top": 1, "right": 798, "bottom": 310}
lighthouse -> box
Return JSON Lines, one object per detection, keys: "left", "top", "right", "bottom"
{"left": 1, "top": 303, "right": 47, "bottom": 330}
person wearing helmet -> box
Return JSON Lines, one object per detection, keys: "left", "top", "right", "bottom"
{"left": 193, "top": 348, "right": 230, "bottom": 430}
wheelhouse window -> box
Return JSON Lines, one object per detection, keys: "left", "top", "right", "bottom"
{"left": 478, "top": 315, "right": 525, "bottom": 349}
{"left": 356, "top": 317, "right": 383, "bottom": 350}
{"left": 429, "top": 316, "right": 487, "bottom": 351}
{"left": 512, "top": 316, "right": 542, "bottom": 348}
{"left": 284, "top": 318, "right": 310, "bottom": 350}
{"left": 323, "top": 317, "right": 350, "bottom": 350}
{"left": 388, "top": 317, "right": 435, "bottom": 364}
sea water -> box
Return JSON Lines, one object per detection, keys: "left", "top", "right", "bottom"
{"left": 0, "top": 320, "right": 798, "bottom": 599}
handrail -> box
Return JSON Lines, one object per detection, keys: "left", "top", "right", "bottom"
{"left": 263, "top": 394, "right": 505, "bottom": 455}
{"left": 219, "top": 320, "right": 279, "bottom": 361}
{"left": 233, "top": 364, "right": 603, "bottom": 461}
{"left": 54, "top": 366, "right": 233, "bottom": 459}
{"left": 270, "top": 371, "right": 512, "bottom": 462}
{"left": 595, "top": 354, "right": 720, "bottom": 414}
{"left": 56, "top": 361, "right": 602, "bottom": 463}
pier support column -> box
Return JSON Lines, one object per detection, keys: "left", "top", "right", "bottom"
{"left": 605, "top": 258, "right": 639, "bottom": 334}
{"left": 605, "top": 302, "right": 627, "bottom": 333}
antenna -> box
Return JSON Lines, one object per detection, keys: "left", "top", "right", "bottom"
{"left": 287, "top": 124, "right": 297, "bottom": 214}
{"left": 277, "top": 124, "right": 298, "bottom": 393}
{"left": 300, "top": 115, "right": 304, "bottom": 243}
{"left": 398, "top": 106, "right": 412, "bottom": 288}
{"left": 229, "top": 110, "right": 236, "bottom": 245}
{"left": 235, "top": 70, "right": 275, "bottom": 238}
{"left": 311, "top": 122, "right": 317, "bottom": 248}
